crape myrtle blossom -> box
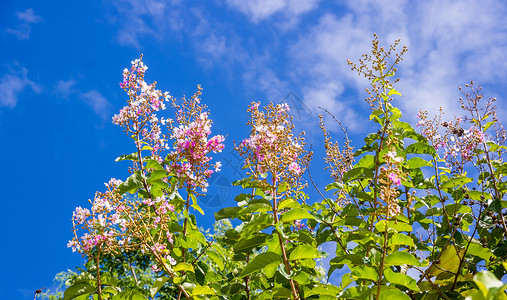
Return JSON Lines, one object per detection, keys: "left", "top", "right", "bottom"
{"left": 388, "top": 172, "right": 402, "bottom": 186}
{"left": 417, "top": 109, "right": 487, "bottom": 172}
{"left": 69, "top": 177, "right": 179, "bottom": 258}
{"left": 238, "top": 102, "right": 311, "bottom": 188}
{"left": 70, "top": 57, "right": 225, "bottom": 289}
{"left": 113, "top": 55, "right": 171, "bottom": 162}
{"left": 377, "top": 142, "right": 407, "bottom": 218}
{"left": 444, "top": 126, "right": 485, "bottom": 162}
{"left": 165, "top": 86, "right": 225, "bottom": 192}
{"left": 69, "top": 179, "right": 128, "bottom": 255}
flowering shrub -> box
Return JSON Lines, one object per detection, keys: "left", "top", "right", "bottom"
{"left": 59, "top": 37, "right": 507, "bottom": 300}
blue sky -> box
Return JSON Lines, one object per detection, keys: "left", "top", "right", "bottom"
{"left": 2, "top": 0, "right": 507, "bottom": 298}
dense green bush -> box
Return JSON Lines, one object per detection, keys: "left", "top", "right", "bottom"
{"left": 45, "top": 36, "right": 507, "bottom": 300}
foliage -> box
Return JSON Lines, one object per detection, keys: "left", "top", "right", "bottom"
{"left": 44, "top": 36, "right": 507, "bottom": 299}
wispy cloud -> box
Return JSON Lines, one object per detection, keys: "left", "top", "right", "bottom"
{"left": 224, "top": 0, "right": 320, "bottom": 25}
{"left": 53, "top": 79, "right": 112, "bottom": 121}
{"left": 289, "top": 0, "right": 507, "bottom": 128}
{"left": 6, "top": 8, "right": 43, "bottom": 40}
{"left": 110, "top": 0, "right": 183, "bottom": 48}
{"left": 107, "top": 0, "right": 507, "bottom": 131}
{"left": 80, "top": 90, "right": 112, "bottom": 121}
{"left": 0, "top": 64, "right": 41, "bottom": 108}
{"left": 53, "top": 79, "right": 77, "bottom": 99}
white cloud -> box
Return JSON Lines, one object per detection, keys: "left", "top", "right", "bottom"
{"left": 53, "top": 79, "right": 112, "bottom": 120}
{"left": 288, "top": 0, "right": 507, "bottom": 129}
{"left": 80, "top": 90, "right": 112, "bottom": 121}
{"left": 0, "top": 65, "right": 41, "bottom": 108}
{"left": 6, "top": 8, "right": 43, "bottom": 40}
{"left": 225, "top": 0, "right": 320, "bottom": 23}
{"left": 109, "top": 1, "right": 290, "bottom": 104}
{"left": 107, "top": 0, "right": 507, "bottom": 132}
{"left": 53, "top": 79, "right": 77, "bottom": 99}
{"left": 111, "top": 0, "right": 183, "bottom": 48}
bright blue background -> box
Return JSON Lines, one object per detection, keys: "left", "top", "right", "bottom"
{"left": 2, "top": 0, "right": 507, "bottom": 298}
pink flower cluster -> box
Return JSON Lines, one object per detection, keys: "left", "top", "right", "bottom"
{"left": 168, "top": 110, "right": 225, "bottom": 190}
{"left": 68, "top": 179, "right": 129, "bottom": 254}
{"left": 72, "top": 207, "right": 90, "bottom": 225}
{"left": 113, "top": 57, "right": 171, "bottom": 159}
{"left": 444, "top": 126, "right": 485, "bottom": 162}
{"left": 239, "top": 102, "right": 305, "bottom": 183}
{"left": 388, "top": 173, "right": 402, "bottom": 186}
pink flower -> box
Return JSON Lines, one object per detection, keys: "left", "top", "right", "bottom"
{"left": 289, "top": 162, "right": 301, "bottom": 175}
{"left": 150, "top": 243, "right": 166, "bottom": 253}
{"left": 278, "top": 103, "right": 290, "bottom": 113}
{"left": 67, "top": 240, "right": 80, "bottom": 252}
{"left": 72, "top": 207, "right": 90, "bottom": 225}
{"left": 151, "top": 265, "right": 160, "bottom": 272}
{"left": 388, "top": 173, "right": 401, "bottom": 186}
{"left": 166, "top": 232, "right": 174, "bottom": 244}
{"left": 386, "top": 151, "right": 403, "bottom": 163}
{"left": 143, "top": 198, "right": 154, "bottom": 206}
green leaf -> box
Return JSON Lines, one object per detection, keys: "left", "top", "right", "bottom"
{"left": 325, "top": 181, "right": 344, "bottom": 191}
{"left": 115, "top": 153, "right": 138, "bottom": 162}
{"left": 388, "top": 88, "right": 402, "bottom": 96}
{"left": 403, "top": 131, "right": 427, "bottom": 143}
{"left": 405, "top": 142, "right": 436, "bottom": 155}
{"left": 376, "top": 220, "right": 412, "bottom": 233}
{"left": 174, "top": 262, "right": 194, "bottom": 273}
{"left": 330, "top": 254, "right": 364, "bottom": 267}
{"left": 341, "top": 286, "right": 371, "bottom": 299}
{"left": 356, "top": 155, "right": 375, "bottom": 168}
{"left": 384, "top": 268, "right": 420, "bottom": 291}
{"left": 117, "top": 172, "right": 145, "bottom": 194}
{"left": 277, "top": 181, "right": 290, "bottom": 193}
{"left": 289, "top": 244, "right": 325, "bottom": 260}
{"left": 238, "top": 201, "right": 271, "bottom": 215}
{"left": 278, "top": 198, "right": 299, "bottom": 210}
{"left": 407, "top": 157, "right": 431, "bottom": 169}
{"left": 440, "top": 175, "right": 472, "bottom": 190}
{"left": 215, "top": 206, "right": 241, "bottom": 220}
{"left": 293, "top": 271, "right": 310, "bottom": 285}
{"left": 150, "top": 277, "right": 170, "bottom": 298}
{"left": 342, "top": 167, "right": 373, "bottom": 183}
{"left": 63, "top": 283, "right": 95, "bottom": 300}
{"left": 206, "top": 250, "right": 224, "bottom": 271}
{"left": 351, "top": 265, "right": 378, "bottom": 281}
{"left": 112, "top": 290, "right": 149, "bottom": 300}
{"left": 240, "top": 252, "right": 282, "bottom": 277}
{"left": 280, "top": 207, "right": 315, "bottom": 223}
{"left": 389, "top": 233, "right": 415, "bottom": 248}
{"left": 390, "top": 107, "right": 402, "bottom": 120}
{"left": 484, "top": 120, "right": 497, "bottom": 132}
{"left": 473, "top": 271, "right": 507, "bottom": 299}
{"left": 145, "top": 159, "right": 164, "bottom": 170}
{"left": 234, "top": 233, "right": 269, "bottom": 253}
{"left": 192, "top": 285, "right": 215, "bottom": 296}
{"left": 385, "top": 252, "right": 422, "bottom": 267}
{"left": 101, "top": 286, "right": 120, "bottom": 295}
{"left": 378, "top": 288, "right": 411, "bottom": 300}
{"left": 305, "top": 283, "right": 343, "bottom": 297}
{"left": 147, "top": 170, "right": 168, "bottom": 182}
{"left": 428, "top": 246, "right": 464, "bottom": 276}
{"left": 467, "top": 243, "right": 493, "bottom": 262}
{"left": 240, "top": 212, "right": 273, "bottom": 236}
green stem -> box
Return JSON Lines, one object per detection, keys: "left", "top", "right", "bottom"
{"left": 271, "top": 176, "right": 299, "bottom": 300}
{"left": 376, "top": 221, "right": 389, "bottom": 300}
{"left": 96, "top": 246, "right": 103, "bottom": 300}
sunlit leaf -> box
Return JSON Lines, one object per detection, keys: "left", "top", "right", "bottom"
{"left": 240, "top": 252, "right": 281, "bottom": 277}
